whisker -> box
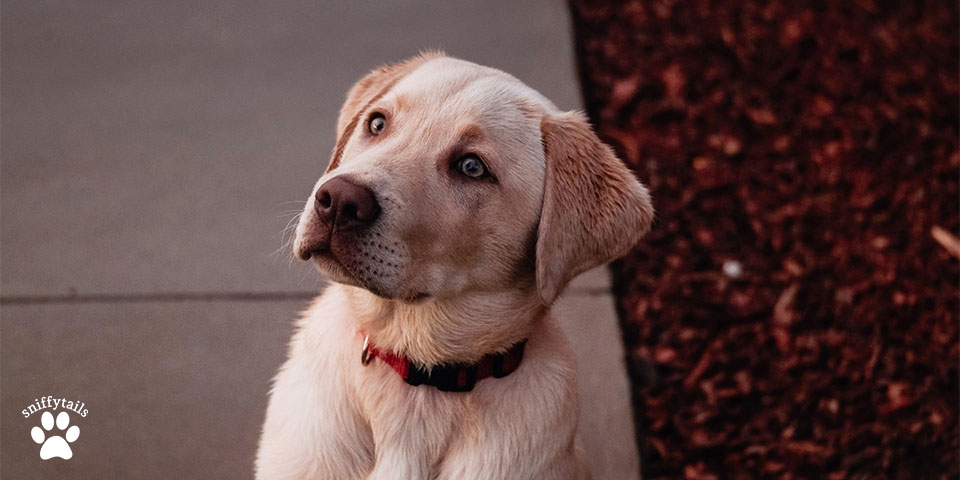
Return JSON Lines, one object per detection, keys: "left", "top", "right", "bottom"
{"left": 271, "top": 212, "right": 302, "bottom": 265}
{"left": 275, "top": 200, "right": 307, "bottom": 208}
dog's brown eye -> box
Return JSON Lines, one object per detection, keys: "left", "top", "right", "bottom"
{"left": 456, "top": 154, "right": 487, "bottom": 178}
{"left": 368, "top": 114, "right": 386, "bottom": 135}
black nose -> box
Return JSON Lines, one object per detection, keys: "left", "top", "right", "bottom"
{"left": 315, "top": 176, "right": 380, "bottom": 230}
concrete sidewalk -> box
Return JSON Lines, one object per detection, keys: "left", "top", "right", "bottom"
{"left": 1, "top": 1, "right": 639, "bottom": 478}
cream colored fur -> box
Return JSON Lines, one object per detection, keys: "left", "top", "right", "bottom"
{"left": 257, "top": 53, "right": 653, "bottom": 479}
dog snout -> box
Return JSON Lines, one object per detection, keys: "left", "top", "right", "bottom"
{"left": 315, "top": 177, "right": 380, "bottom": 230}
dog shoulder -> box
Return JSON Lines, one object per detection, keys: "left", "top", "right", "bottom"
{"left": 257, "top": 285, "right": 374, "bottom": 479}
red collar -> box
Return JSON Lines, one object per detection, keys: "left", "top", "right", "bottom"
{"left": 360, "top": 333, "right": 526, "bottom": 392}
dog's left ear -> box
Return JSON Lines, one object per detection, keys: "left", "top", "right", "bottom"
{"left": 535, "top": 111, "right": 654, "bottom": 304}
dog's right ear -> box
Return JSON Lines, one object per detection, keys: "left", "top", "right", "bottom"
{"left": 326, "top": 51, "right": 443, "bottom": 173}
{"left": 535, "top": 111, "right": 654, "bottom": 304}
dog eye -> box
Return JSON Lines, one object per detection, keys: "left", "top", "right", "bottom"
{"left": 456, "top": 154, "right": 488, "bottom": 178}
{"left": 368, "top": 113, "right": 386, "bottom": 135}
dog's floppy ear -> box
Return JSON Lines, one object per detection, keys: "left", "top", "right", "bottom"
{"left": 535, "top": 111, "right": 654, "bottom": 304}
{"left": 327, "top": 52, "right": 443, "bottom": 172}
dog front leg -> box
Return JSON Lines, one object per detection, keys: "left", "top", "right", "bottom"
{"left": 362, "top": 405, "right": 448, "bottom": 480}
{"left": 365, "top": 450, "right": 430, "bottom": 480}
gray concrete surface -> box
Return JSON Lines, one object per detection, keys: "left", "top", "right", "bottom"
{"left": 1, "top": 1, "right": 640, "bottom": 478}
{"left": 2, "top": 301, "right": 299, "bottom": 479}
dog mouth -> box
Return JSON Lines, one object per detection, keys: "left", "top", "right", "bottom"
{"left": 295, "top": 227, "right": 331, "bottom": 261}
{"left": 304, "top": 247, "right": 363, "bottom": 287}
{"left": 305, "top": 248, "right": 350, "bottom": 276}
{"left": 303, "top": 244, "right": 429, "bottom": 303}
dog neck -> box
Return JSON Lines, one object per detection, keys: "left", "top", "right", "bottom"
{"left": 339, "top": 283, "right": 547, "bottom": 367}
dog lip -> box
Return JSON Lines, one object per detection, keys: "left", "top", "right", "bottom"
{"left": 364, "top": 287, "right": 428, "bottom": 303}
{"left": 309, "top": 236, "right": 421, "bottom": 301}
{"left": 310, "top": 248, "right": 361, "bottom": 283}
{"left": 298, "top": 246, "right": 327, "bottom": 261}
{"left": 296, "top": 233, "right": 331, "bottom": 260}
{"left": 309, "top": 248, "right": 341, "bottom": 268}
{"left": 404, "top": 292, "right": 430, "bottom": 303}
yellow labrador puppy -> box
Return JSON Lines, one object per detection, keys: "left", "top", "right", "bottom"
{"left": 257, "top": 52, "right": 653, "bottom": 480}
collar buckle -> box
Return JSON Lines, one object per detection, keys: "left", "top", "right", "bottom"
{"left": 360, "top": 335, "right": 373, "bottom": 366}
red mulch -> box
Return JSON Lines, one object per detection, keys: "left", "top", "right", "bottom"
{"left": 569, "top": 1, "right": 959, "bottom": 478}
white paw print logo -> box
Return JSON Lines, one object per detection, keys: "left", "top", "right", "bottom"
{"left": 30, "top": 411, "right": 80, "bottom": 460}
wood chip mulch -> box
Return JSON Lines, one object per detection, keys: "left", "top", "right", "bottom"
{"left": 569, "top": 1, "right": 959, "bottom": 478}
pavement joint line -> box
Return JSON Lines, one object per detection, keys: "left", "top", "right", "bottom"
{"left": 0, "top": 291, "right": 319, "bottom": 305}
{"left": 0, "top": 287, "right": 612, "bottom": 305}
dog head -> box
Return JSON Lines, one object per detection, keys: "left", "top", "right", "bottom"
{"left": 295, "top": 53, "right": 653, "bottom": 306}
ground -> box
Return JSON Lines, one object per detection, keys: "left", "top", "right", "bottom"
{"left": 571, "top": 0, "right": 959, "bottom": 478}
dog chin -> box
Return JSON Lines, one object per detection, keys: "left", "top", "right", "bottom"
{"left": 350, "top": 280, "right": 430, "bottom": 303}
{"left": 310, "top": 252, "right": 363, "bottom": 286}
{"left": 311, "top": 252, "right": 429, "bottom": 303}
